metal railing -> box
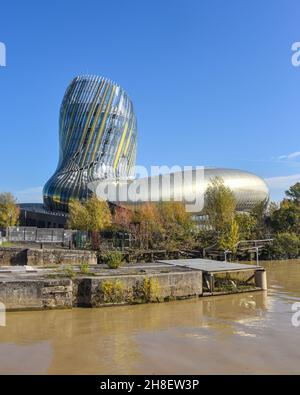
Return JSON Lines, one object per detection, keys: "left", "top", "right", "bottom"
{"left": 6, "top": 226, "right": 76, "bottom": 245}
{"left": 203, "top": 238, "right": 274, "bottom": 265}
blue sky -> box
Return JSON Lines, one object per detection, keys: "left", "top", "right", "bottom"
{"left": 0, "top": 0, "right": 300, "bottom": 203}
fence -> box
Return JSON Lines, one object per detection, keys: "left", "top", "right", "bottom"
{"left": 6, "top": 227, "right": 76, "bottom": 246}
{"left": 5, "top": 227, "right": 132, "bottom": 250}
{"left": 5, "top": 227, "right": 157, "bottom": 251}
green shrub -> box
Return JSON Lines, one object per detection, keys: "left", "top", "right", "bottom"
{"left": 102, "top": 251, "right": 123, "bottom": 269}
{"left": 133, "top": 277, "right": 160, "bottom": 303}
{"left": 100, "top": 280, "right": 124, "bottom": 303}
{"left": 63, "top": 266, "right": 76, "bottom": 278}
{"left": 80, "top": 262, "right": 90, "bottom": 274}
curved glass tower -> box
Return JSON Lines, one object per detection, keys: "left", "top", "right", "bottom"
{"left": 43, "top": 75, "right": 137, "bottom": 211}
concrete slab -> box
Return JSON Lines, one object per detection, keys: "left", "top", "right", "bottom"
{"left": 157, "top": 258, "right": 261, "bottom": 273}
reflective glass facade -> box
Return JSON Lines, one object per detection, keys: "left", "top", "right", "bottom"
{"left": 43, "top": 74, "right": 269, "bottom": 214}
{"left": 43, "top": 75, "right": 137, "bottom": 211}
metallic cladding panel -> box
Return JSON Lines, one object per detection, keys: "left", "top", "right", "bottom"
{"left": 91, "top": 168, "right": 269, "bottom": 213}
{"left": 43, "top": 75, "right": 137, "bottom": 211}
{"left": 43, "top": 75, "right": 269, "bottom": 213}
{"left": 204, "top": 168, "right": 269, "bottom": 211}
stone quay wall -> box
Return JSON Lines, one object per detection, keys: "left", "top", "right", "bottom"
{"left": 0, "top": 271, "right": 203, "bottom": 311}
{"left": 73, "top": 271, "right": 203, "bottom": 307}
{"left": 0, "top": 247, "right": 97, "bottom": 266}
{"left": 0, "top": 279, "right": 73, "bottom": 310}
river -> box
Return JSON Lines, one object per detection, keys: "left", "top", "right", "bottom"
{"left": 0, "top": 260, "right": 300, "bottom": 374}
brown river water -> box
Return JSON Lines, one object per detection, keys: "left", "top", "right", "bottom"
{"left": 0, "top": 260, "right": 300, "bottom": 374}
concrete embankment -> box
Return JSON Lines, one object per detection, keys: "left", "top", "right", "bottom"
{"left": 0, "top": 247, "right": 97, "bottom": 266}
{"left": 0, "top": 263, "right": 203, "bottom": 311}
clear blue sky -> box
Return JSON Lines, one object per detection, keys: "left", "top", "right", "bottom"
{"left": 0, "top": 0, "right": 300, "bottom": 202}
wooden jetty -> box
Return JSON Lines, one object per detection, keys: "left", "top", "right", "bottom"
{"left": 157, "top": 258, "right": 267, "bottom": 295}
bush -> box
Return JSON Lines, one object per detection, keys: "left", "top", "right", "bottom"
{"left": 102, "top": 251, "right": 123, "bottom": 269}
{"left": 132, "top": 277, "right": 160, "bottom": 303}
{"left": 141, "top": 277, "right": 160, "bottom": 302}
{"left": 63, "top": 266, "right": 76, "bottom": 278}
{"left": 80, "top": 262, "right": 90, "bottom": 274}
{"left": 100, "top": 280, "right": 124, "bottom": 303}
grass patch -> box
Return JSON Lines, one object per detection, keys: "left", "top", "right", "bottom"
{"left": 80, "top": 262, "right": 90, "bottom": 274}
{"left": 101, "top": 251, "right": 123, "bottom": 269}
{"left": 0, "top": 242, "right": 16, "bottom": 247}
{"left": 62, "top": 266, "right": 76, "bottom": 278}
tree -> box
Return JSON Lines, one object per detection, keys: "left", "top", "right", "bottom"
{"left": 269, "top": 199, "right": 300, "bottom": 235}
{"left": 68, "top": 196, "right": 112, "bottom": 231}
{"left": 204, "top": 177, "right": 236, "bottom": 234}
{"left": 112, "top": 205, "right": 133, "bottom": 231}
{"left": 262, "top": 182, "right": 300, "bottom": 259}
{"left": 132, "top": 201, "right": 196, "bottom": 250}
{"left": 133, "top": 203, "right": 163, "bottom": 248}
{"left": 235, "top": 212, "right": 257, "bottom": 240}
{"left": 286, "top": 182, "right": 300, "bottom": 203}
{"left": 267, "top": 201, "right": 279, "bottom": 215}
{"left": 85, "top": 196, "right": 112, "bottom": 232}
{"left": 251, "top": 198, "right": 269, "bottom": 238}
{"left": 134, "top": 203, "right": 162, "bottom": 233}
{"left": 157, "top": 201, "right": 196, "bottom": 249}
{"left": 267, "top": 182, "right": 300, "bottom": 237}
{"left": 219, "top": 219, "right": 240, "bottom": 255}
{"left": 268, "top": 232, "right": 300, "bottom": 259}
{"left": 68, "top": 200, "right": 89, "bottom": 230}
{"left": 0, "top": 192, "right": 20, "bottom": 227}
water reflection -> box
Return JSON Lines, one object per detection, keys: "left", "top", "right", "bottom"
{"left": 0, "top": 261, "right": 300, "bottom": 374}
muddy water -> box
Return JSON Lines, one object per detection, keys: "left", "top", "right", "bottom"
{"left": 1, "top": 260, "right": 300, "bottom": 374}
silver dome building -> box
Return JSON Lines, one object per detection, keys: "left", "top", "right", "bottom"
{"left": 90, "top": 167, "right": 269, "bottom": 214}
{"left": 203, "top": 168, "right": 269, "bottom": 211}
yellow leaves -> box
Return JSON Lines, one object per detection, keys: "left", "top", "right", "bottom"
{"left": 0, "top": 192, "right": 20, "bottom": 227}
{"left": 219, "top": 219, "right": 240, "bottom": 254}
{"left": 100, "top": 280, "right": 124, "bottom": 304}
{"left": 68, "top": 195, "right": 111, "bottom": 231}
{"left": 68, "top": 200, "right": 89, "bottom": 230}
{"left": 205, "top": 177, "right": 236, "bottom": 232}
{"left": 141, "top": 277, "right": 160, "bottom": 302}
{"left": 85, "top": 195, "right": 112, "bottom": 231}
